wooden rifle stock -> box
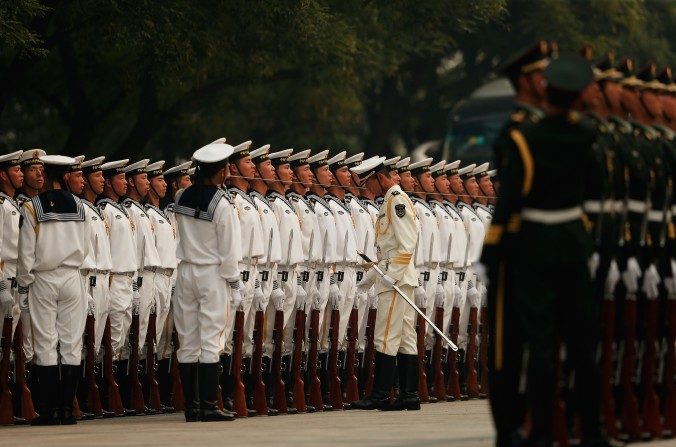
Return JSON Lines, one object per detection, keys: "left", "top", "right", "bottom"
{"left": 416, "top": 309, "right": 429, "bottom": 402}
{"left": 600, "top": 298, "right": 618, "bottom": 438}
{"left": 0, "top": 317, "right": 14, "bottom": 425}
{"left": 663, "top": 298, "right": 676, "bottom": 434}
{"left": 146, "top": 311, "right": 162, "bottom": 413}
{"left": 271, "top": 309, "right": 288, "bottom": 413}
{"left": 251, "top": 309, "right": 268, "bottom": 415}
{"left": 102, "top": 318, "right": 124, "bottom": 415}
{"left": 291, "top": 308, "right": 307, "bottom": 412}
{"left": 446, "top": 307, "right": 461, "bottom": 400}
{"left": 640, "top": 297, "right": 662, "bottom": 438}
{"left": 169, "top": 330, "right": 184, "bottom": 411}
{"left": 306, "top": 308, "right": 323, "bottom": 410}
{"left": 328, "top": 307, "right": 343, "bottom": 409}
{"left": 344, "top": 307, "right": 359, "bottom": 403}
{"left": 231, "top": 308, "right": 248, "bottom": 417}
{"left": 432, "top": 306, "right": 447, "bottom": 401}
{"left": 13, "top": 320, "right": 36, "bottom": 421}
{"left": 465, "top": 307, "right": 479, "bottom": 399}
{"left": 478, "top": 305, "right": 489, "bottom": 398}
{"left": 619, "top": 297, "right": 641, "bottom": 439}
{"left": 363, "top": 307, "right": 377, "bottom": 396}
{"left": 128, "top": 312, "right": 145, "bottom": 414}
{"left": 84, "top": 314, "right": 103, "bottom": 417}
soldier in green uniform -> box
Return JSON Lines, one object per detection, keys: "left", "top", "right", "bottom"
{"left": 485, "top": 54, "right": 610, "bottom": 446}
{"left": 484, "top": 41, "right": 551, "bottom": 447}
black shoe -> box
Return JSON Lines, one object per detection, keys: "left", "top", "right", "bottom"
{"left": 101, "top": 409, "right": 116, "bottom": 418}
{"left": 60, "top": 365, "right": 81, "bottom": 425}
{"left": 350, "top": 391, "right": 391, "bottom": 410}
{"left": 382, "top": 354, "right": 420, "bottom": 411}
{"left": 199, "top": 363, "right": 235, "bottom": 422}
{"left": 31, "top": 365, "right": 61, "bottom": 426}
{"left": 179, "top": 362, "right": 200, "bottom": 422}
{"left": 351, "top": 352, "right": 396, "bottom": 410}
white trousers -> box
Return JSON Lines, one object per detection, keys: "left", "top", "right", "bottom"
{"left": 457, "top": 270, "right": 475, "bottom": 350}
{"left": 336, "top": 266, "right": 356, "bottom": 350}
{"left": 29, "top": 267, "right": 86, "bottom": 366}
{"left": 108, "top": 274, "right": 133, "bottom": 359}
{"left": 174, "top": 263, "right": 228, "bottom": 364}
{"left": 374, "top": 285, "right": 417, "bottom": 357}
{"left": 81, "top": 272, "right": 110, "bottom": 355}
{"left": 224, "top": 264, "right": 256, "bottom": 355}
{"left": 153, "top": 273, "right": 172, "bottom": 359}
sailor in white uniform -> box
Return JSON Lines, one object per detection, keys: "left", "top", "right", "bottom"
{"left": 173, "top": 141, "right": 240, "bottom": 422}
{"left": 18, "top": 155, "right": 91, "bottom": 425}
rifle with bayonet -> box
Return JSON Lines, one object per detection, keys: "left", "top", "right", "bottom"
{"left": 251, "top": 229, "right": 273, "bottom": 416}
{"left": 84, "top": 237, "right": 103, "bottom": 417}
{"left": 344, "top": 232, "right": 366, "bottom": 403}
{"left": 128, "top": 238, "right": 146, "bottom": 414}
{"left": 432, "top": 233, "right": 452, "bottom": 401}
{"left": 291, "top": 230, "right": 312, "bottom": 413}
{"left": 328, "top": 231, "right": 347, "bottom": 410}
{"left": 13, "top": 319, "right": 36, "bottom": 421}
{"left": 169, "top": 329, "right": 184, "bottom": 411}
{"left": 306, "top": 230, "right": 327, "bottom": 411}
{"left": 271, "top": 230, "right": 293, "bottom": 413}
{"left": 465, "top": 233, "right": 480, "bottom": 399}
{"left": 102, "top": 317, "right": 124, "bottom": 415}
{"left": 0, "top": 316, "right": 14, "bottom": 425}
{"left": 146, "top": 303, "right": 162, "bottom": 414}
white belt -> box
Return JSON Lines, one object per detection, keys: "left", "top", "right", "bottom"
{"left": 521, "top": 206, "right": 583, "bottom": 225}
{"left": 648, "top": 209, "right": 670, "bottom": 223}
{"left": 627, "top": 199, "right": 648, "bottom": 214}
{"left": 583, "top": 200, "right": 614, "bottom": 213}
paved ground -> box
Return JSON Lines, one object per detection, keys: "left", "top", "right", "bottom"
{"left": 0, "top": 400, "right": 673, "bottom": 446}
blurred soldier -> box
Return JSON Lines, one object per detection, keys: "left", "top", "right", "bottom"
{"left": 18, "top": 155, "right": 91, "bottom": 425}
{"left": 351, "top": 158, "right": 419, "bottom": 410}
{"left": 173, "top": 141, "right": 240, "bottom": 422}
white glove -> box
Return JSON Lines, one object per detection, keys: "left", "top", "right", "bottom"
{"left": 605, "top": 260, "right": 621, "bottom": 296}
{"left": 295, "top": 279, "right": 307, "bottom": 310}
{"left": 355, "top": 291, "right": 368, "bottom": 309}
{"left": 253, "top": 279, "right": 266, "bottom": 310}
{"left": 356, "top": 268, "right": 377, "bottom": 293}
{"left": 367, "top": 287, "right": 378, "bottom": 309}
{"left": 434, "top": 282, "right": 445, "bottom": 308}
{"left": 588, "top": 252, "right": 600, "bottom": 280}
{"left": 621, "top": 257, "right": 642, "bottom": 293}
{"left": 413, "top": 286, "right": 427, "bottom": 308}
{"left": 310, "top": 286, "right": 322, "bottom": 310}
{"left": 380, "top": 274, "right": 396, "bottom": 288}
{"left": 0, "top": 280, "right": 13, "bottom": 316}
{"left": 271, "top": 281, "right": 286, "bottom": 310}
{"left": 467, "top": 280, "right": 480, "bottom": 308}
{"left": 229, "top": 280, "right": 243, "bottom": 308}
{"left": 132, "top": 289, "right": 141, "bottom": 313}
{"left": 329, "top": 276, "right": 341, "bottom": 307}
{"left": 18, "top": 285, "right": 29, "bottom": 311}
{"left": 87, "top": 293, "right": 96, "bottom": 316}
{"left": 642, "top": 263, "right": 661, "bottom": 299}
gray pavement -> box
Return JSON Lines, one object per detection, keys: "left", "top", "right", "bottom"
{"left": 0, "top": 400, "right": 673, "bottom": 446}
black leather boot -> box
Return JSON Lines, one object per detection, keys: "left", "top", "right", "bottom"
{"left": 179, "top": 362, "right": 200, "bottom": 422}
{"left": 401, "top": 353, "right": 421, "bottom": 410}
{"left": 381, "top": 353, "right": 408, "bottom": 411}
{"left": 350, "top": 351, "right": 396, "bottom": 410}
{"left": 198, "top": 363, "right": 235, "bottom": 421}
{"left": 31, "top": 365, "right": 61, "bottom": 425}
{"left": 60, "top": 364, "right": 80, "bottom": 424}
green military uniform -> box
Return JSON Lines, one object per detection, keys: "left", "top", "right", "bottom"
{"left": 485, "top": 54, "right": 606, "bottom": 445}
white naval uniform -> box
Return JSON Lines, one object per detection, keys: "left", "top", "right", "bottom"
{"left": 82, "top": 201, "right": 113, "bottom": 354}
{"left": 456, "top": 201, "right": 485, "bottom": 350}
{"left": 251, "top": 190, "right": 282, "bottom": 358}
{"left": 287, "top": 191, "right": 322, "bottom": 306}
{"left": 472, "top": 201, "right": 492, "bottom": 308}
{"left": 0, "top": 194, "right": 26, "bottom": 354}
{"left": 429, "top": 199, "right": 456, "bottom": 348}
{"left": 267, "top": 191, "right": 304, "bottom": 355}
{"left": 357, "top": 197, "right": 380, "bottom": 351}
{"left": 442, "top": 200, "right": 468, "bottom": 334}
{"left": 307, "top": 193, "right": 339, "bottom": 352}
{"left": 17, "top": 192, "right": 91, "bottom": 366}
{"left": 228, "top": 187, "right": 264, "bottom": 357}
{"left": 411, "top": 195, "right": 442, "bottom": 320}
{"left": 146, "top": 204, "right": 178, "bottom": 360}
{"left": 346, "top": 193, "right": 375, "bottom": 352}
{"left": 326, "top": 193, "right": 358, "bottom": 351}
{"left": 174, "top": 186, "right": 241, "bottom": 363}
{"left": 121, "top": 198, "right": 162, "bottom": 358}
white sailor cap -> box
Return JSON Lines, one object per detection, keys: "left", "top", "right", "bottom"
{"left": 188, "top": 167, "right": 196, "bottom": 176}
{"left": 268, "top": 149, "right": 293, "bottom": 166}
{"left": 19, "top": 149, "right": 46, "bottom": 168}
{"left": 81, "top": 156, "right": 105, "bottom": 174}
{"left": 124, "top": 159, "right": 150, "bottom": 176}
{"left": 307, "top": 150, "right": 330, "bottom": 170}
{"left": 408, "top": 158, "right": 433, "bottom": 176}
{"left": 231, "top": 140, "right": 252, "bottom": 161}
{"left": 350, "top": 156, "right": 385, "bottom": 184}
{"left": 487, "top": 169, "right": 498, "bottom": 178}
{"left": 444, "top": 160, "right": 461, "bottom": 175}
{"left": 210, "top": 137, "right": 227, "bottom": 144}
{"left": 41, "top": 155, "right": 78, "bottom": 174}
{"left": 344, "top": 152, "right": 364, "bottom": 168}
{"left": 458, "top": 163, "right": 477, "bottom": 180}
{"left": 289, "top": 149, "right": 311, "bottom": 168}
{"left": 68, "top": 155, "right": 85, "bottom": 172}
{"left": 327, "top": 151, "right": 347, "bottom": 169}
{"left": 163, "top": 161, "right": 192, "bottom": 179}
{"left": 146, "top": 160, "right": 166, "bottom": 179}
{"left": 250, "top": 144, "right": 271, "bottom": 162}
{"left": 429, "top": 160, "right": 447, "bottom": 177}
{"left": 383, "top": 156, "right": 401, "bottom": 170}
{"left": 396, "top": 157, "right": 411, "bottom": 172}
{"left": 472, "top": 162, "right": 490, "bottom": 178}
{"left": 192, "top": 143, "right": 235, "bottom": 165}
{"left": 100, "top": 159, "right": 129, "bottom": 177}
{"left": 0, "top": 150, "right": 23, "bottom": 168}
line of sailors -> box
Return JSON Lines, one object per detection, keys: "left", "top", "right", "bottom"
{"left": 0, "top": 140, "right": 497, "bottom": 425}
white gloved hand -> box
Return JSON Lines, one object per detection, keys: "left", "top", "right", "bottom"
{"left": 132, "top": 288, "right": 141, "bottom": 313}
{"left": 0, "top": 280, "right": 13, "bottom": 316}
{"left": 310, "top": 286, "right": 322, "bottom": 310}
{"left": 621, "top": 257, "right": 642, "bottom": 293}
{"left": 588, "top": 252, "right": 600, "bottom": 280}
{"left": 605, "top": 260, "right": 621, "bottom": 296}
{"left": 87, "top": 292, "right": 96, "bottom": 315}
{"left": 229, "top": 280, "right": 243, "bottom": 308}
{"left": 253, "top": 279, "right": 266, "bottom": 310}
{"left": 329, "top": 276, "right": 341, "bottom": 307}
{"left": 271, "top": 281, "right": 286, "bottom": 310}
{"left": 356, "top": 268, "right": 377, "bottom": 294}
{"left": 295, "top": 280, "right": 307, "bottom": 310}
{"left": 434, "top": 282, "right": 445, "bottom": 308}
{"left": 466, "top": 280, "right": 480, "bottom": 308}
{"left": 367, "top": 287, "right": 379, "bottom": 309}
{"left": 355, "top": 291, "right": 368, "bottom": 309}
{"left": 642, "top": 263, "right": 661, "bottom": 299}
{"left": 413, "top": 286, "right": 427, "bottom": 308}
{"left": 18, "top": 285, "right": 29, "bottom": 311}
